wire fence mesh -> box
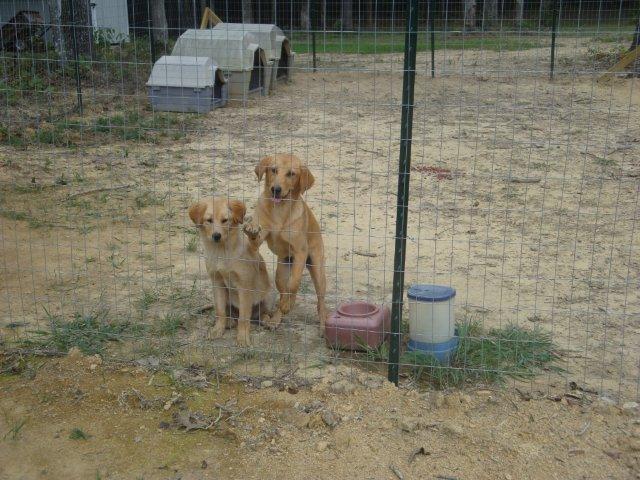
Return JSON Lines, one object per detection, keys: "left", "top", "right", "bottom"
{"left": 1, "top": 0, "right": 639, "bottom": 401}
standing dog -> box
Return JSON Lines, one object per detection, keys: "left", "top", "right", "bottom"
{"left": 189, "top": 196, "right": 273, "bottom": 346}
{"left": 244, "top": 154, "right": 328, "bottom": 333}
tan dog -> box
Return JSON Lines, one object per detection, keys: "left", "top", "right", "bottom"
{"left": 244, "top": 154, "right": 328, "bottom": 333}
{"left": 189, "top": 196, "right": 273, "bottom": 346}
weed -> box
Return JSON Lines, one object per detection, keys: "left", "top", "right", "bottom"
{"left": 594, "top": 156, "right": 616, "bottom": 167}
{"left": 2, "top": 417, "right": 26, "bottom": 441}
{"left": 402, "top": 321, "right": 561, "bottom": 389}
{"left": 157, "top": 312, "right": 186, "bottom": 336}
{"left": 138, "top": 288, "right": 159, "bottom": 311}
{"left": 186, "top": 232, "right": 199, "bottom": 253}
{"left": 23, "top": 307, "right": 136, "bottom": 355}
{"left": 134, "top": 191, "right": 166, "bottom": 208}
{"left": 73, "top": 171, "right": 86, "bottom": 183}
{"left": 69, "top": 428, "right": 89, "bottom": 440}
{"left": 1, "top": 210, "right": 27, "bottom": 221}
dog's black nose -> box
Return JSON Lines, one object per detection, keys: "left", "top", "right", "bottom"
{"left": 271, "top": 186, "right": 282, "bottom": 196}
{"left": 212, "top": 232, "right": 222, "bottom": 242}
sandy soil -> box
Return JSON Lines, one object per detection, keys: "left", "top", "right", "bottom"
{"left": 1, "top": 353, "right": 639, "bottom": 480}
{"left": 1, "top": 42, "right": 639, "bottom": 403}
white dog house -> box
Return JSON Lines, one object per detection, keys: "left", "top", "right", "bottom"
{"left": 212, "top": 23, "right": 295, "bottom": 90}
{"left": 171, "top": 28, "right": 268, "bottom": 102}
{"left": 146, "top": 56, "right": 228, "bottom": 113}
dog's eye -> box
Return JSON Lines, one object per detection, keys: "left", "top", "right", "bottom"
{"left": 286, "top": 170, "right": 295, "bottom": 177}
{"left": 206, "top": 218, "right": 213, "bottom": 224}
{"left": 271, "top": 167, "right": 277, "bottom": 174}
{"left": 221, "top": 218, "right": 228, "bottom": 224}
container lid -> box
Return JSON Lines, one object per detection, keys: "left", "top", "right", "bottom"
{"left": 407, "top": 284, "right": 456, "bottom": 302}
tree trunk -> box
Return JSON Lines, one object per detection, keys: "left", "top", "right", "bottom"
{"left": 515, "top": 0, "right": 524, "bottom": 27}
{"left": 341, "top": 0, "right": 353, "bottom": 30}
{"left": 631, "top": 16, "right": 640, "bottom": 51}
{"left": 300, "top": 0, "right": 310, "bottom": 30}
{"left": 48, "top": 0, "right": 65, "bottom": 58}
{"left": 366, "top": 0, "right": 373, "bottom": 29}
{"left": 482, "top": 0, "right": 498, "bottom": 30}
{"left": 241, "top": 0, "right": 253, "bottom": 23}
{"left": 150, "top": 0, "right": 168, "bottom": 43}
{"left": 464, "top": 0, "right": 476, "bottom": 30}
{"left": 61, "top": 0, "right": 92, "bottom": 58}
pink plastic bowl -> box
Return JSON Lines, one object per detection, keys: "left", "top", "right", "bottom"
{"left": 325, "top": 301, "right": 391, "bottom": 351}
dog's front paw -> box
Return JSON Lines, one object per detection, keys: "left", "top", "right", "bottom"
{"left": 236, "top": 330, "right": 251, "bottom": 347}
{"left": 208, "top": 320, "right": 226, "bottom": 340}
{"left": 262, "top": 310, "right": 283, "bottom": 330}
{"left": 242, "top": 217, "right": 262, "bottom": 240}
{"left": 278, "top": 294, "right": 292, "bottom": 314}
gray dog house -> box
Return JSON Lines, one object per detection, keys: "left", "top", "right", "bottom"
{"left": 172, "top": 29, "right": 269, "bottom": 102}
{"left": 146, "top": 56, "right": 228, "bottom": 113}
{"left": 212, "top": 23, "right": 295, "bottom": 90}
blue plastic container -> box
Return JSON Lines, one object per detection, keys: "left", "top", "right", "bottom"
{"left": 407, "top": 332, "right": 459, "bottom": 364}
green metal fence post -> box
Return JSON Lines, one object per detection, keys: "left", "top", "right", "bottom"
{"left": 388, "top": 0, "right": 419, "bottom": 385}
{"left": 550, "top": 0, "right": 559, "bottom": 79}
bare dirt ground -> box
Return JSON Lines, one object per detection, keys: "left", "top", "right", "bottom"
{"left": 1, "top": 352, "right": 640, "bottom": 480}
{"left": 1, "top": 39, "right": 639, "bottom": 404}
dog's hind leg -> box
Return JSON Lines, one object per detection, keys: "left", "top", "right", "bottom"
{"left": 307, "top": 255, "right": 328, "bottom": 333}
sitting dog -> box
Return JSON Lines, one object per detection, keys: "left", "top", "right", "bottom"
{"left": 243, "top": 154, "right": 328, "bottom": 333}
{"left": 189, "top": 196, "right": 273, "bottom": 346}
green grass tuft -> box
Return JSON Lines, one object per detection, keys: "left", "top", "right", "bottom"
{"left": 359, "top": 321, "right": 560, "bottom": 389}
{"left": 401, "top": 321, "right": 561, "bottom": 388}
{"left": 2, "top": 417, "right": 26, "bottom": 441}
{"left": 156, "top": 312, "right": 186, "bottom": 336}
{"left": 23, "top": 308, "right": 138, "bottom": 355}
{"left": 69, "top": 428, "right": 89, "bottom": 440}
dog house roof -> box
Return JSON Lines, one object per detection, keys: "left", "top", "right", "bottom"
{"left": 212, "top": 23, "right": 288, "bottom": 60}
{"left": 146, "top": 55, "right": 226, "bottom": 89}
{"left": 172, "top": 29, "right": 264, "bottom": 71}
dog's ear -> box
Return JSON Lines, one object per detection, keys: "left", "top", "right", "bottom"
{"left": 228, "top": 200, "right": 246, "bottom": 225}
{"left": 255, "top": 156, "right": 272, "bottom": 181}
{"left": 297, "top": 165, "right": 315, "bottom": 194}
{"left": 188, "top": 200, "right": 208, "bottom": 226}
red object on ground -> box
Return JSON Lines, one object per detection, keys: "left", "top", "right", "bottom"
{"left": 411, "top": 165, "right": 454, "bottom": 180}
{"left": 325, "top": 302, "right": 391, "bottom": 351}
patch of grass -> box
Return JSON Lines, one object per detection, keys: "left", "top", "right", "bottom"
{"left": 69, "top": 428, "right": 89, "bottom": 440}
{"left": 138, "top": 288, "right": 160, "bottom": 311}
{"left": 156, "top": 312, "right": 186, "bottom": 336}
{"left": 23, "top": 308, "right": 137, "bottom": 355}
{"left": 1, "top": 210, "right": 27, "bottom": 221}
{"left": 291, "top": 32, "right": 546, "bottom": 54}
{"left": 401, "top": 321, "right": 561, "bottom": 389}
{"left": 585, "top": 44, "right": 627, "bottom": 68}
{"left": 359, "top": 321, "right": 560, "bottom": 389}
{"left": 134, "top": 191, "right": 166, "bottom": 208}
{"left": 2, "top": 417, "right": 26, "bottom": 441}
{"left": 594, "top": 156, "right": 616, "bottom": 167}
{"left": 186, "top": 232, "right": 199, "bottom": 253}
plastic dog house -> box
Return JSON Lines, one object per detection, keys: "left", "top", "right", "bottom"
{"left": 146, "top": 55, "right": 228, "bottom": 113}
{"left": 172, "top": 28, "right": 268, "bottom": 102}
{"left": 212, "top": 23, "right": 295, "bottom": 90}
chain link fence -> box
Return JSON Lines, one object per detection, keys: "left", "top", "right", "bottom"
{"left": 1, "top": 0, "right": 639, "bottom": 401}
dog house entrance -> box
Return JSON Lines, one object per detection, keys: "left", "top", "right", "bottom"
{"left": 277, "top": 40, "right": 291, "bottom": 80}
{"left": 249, "top": 50, "right": 264, "bottom": 92}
